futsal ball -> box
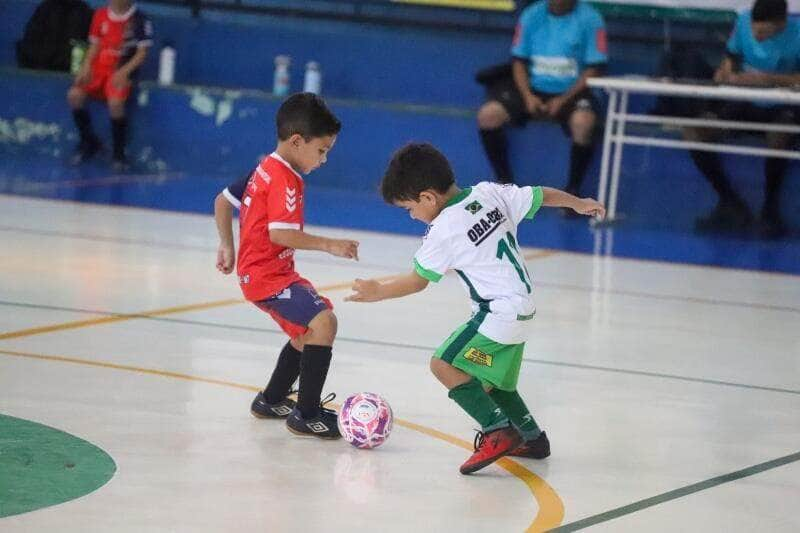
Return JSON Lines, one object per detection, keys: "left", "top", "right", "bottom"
{"left": 338, "top": 392, "right": 393, "bottom": 449}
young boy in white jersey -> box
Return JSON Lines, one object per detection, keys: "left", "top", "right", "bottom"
{"left": 346, "top": 143, "right": 604, "bottom": 474}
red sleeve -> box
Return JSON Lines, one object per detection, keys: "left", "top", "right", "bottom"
{"left": 265, "top": 173, "right": 303, "bottom": 230}
{"left": 88, "top": 9, "right": 103, "bottom": 43}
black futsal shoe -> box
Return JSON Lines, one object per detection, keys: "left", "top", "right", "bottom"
{"left": 250, "top": 390, "right": 296, "bottom": 419}
{"left": 508, "top": 431, "right": 550, "bottom": 459}
{"left": 285, "top": 393, "right": 341, "bottom": 439}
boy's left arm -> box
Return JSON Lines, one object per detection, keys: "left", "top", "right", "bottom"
{"left": 542, "top": 186, "right": 605, "bottom": 219}
{"left": 112, "top": 17, "right": 153, "bottom": 88}
{"left": 345, "top": 272, "right": 429, "bottom": 303}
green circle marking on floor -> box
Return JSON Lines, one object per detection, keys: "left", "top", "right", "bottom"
{"left": 0, "top": 414, "right": 116, "bottom": 518}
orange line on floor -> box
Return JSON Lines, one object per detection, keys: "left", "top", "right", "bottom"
{"left": 0, "top": 298, "right": 243, "bottom": 340}
{"left": 0, "top": 276, "right": 396, "bottom": 341}
{"left": 0, "top": 251, "right": 559, "bottom": 342}
{"left": 0, "top": 347, "right": 564, "bottom": 531}
{"left": 523, "top": 250, "right": 558, "bottom": 261}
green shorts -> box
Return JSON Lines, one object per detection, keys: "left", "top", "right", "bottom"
{"left": 434, "top": 319, "right": 525, "bottom": 391}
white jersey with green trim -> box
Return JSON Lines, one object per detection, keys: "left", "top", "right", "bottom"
{"left": 413, "top": 182, "right": 544, "bottom": 344}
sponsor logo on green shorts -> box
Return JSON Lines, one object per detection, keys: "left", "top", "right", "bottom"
{"left": 464, "top": 347, "right": 493, "bottom": 367}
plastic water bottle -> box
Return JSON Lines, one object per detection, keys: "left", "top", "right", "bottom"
{"left": 273, "top": 55, "right": 291, "bottom": 96}
{"left": 158, "top": 44, "right": 176, "bottom": 85}
{"left": 70, "top": 40, "right": 87, "bottom": 75}
{"left": 303, "top": 61, "right": 321, "bottom": 95}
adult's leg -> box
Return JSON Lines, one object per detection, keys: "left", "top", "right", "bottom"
{"left": 477, "top": 100, "right": 515, "bottom": 184}
{"left": 565, "top": 104, "right": 598, "bottom": 194}
{"left": 684, "top": 118, "right": 751, "bottom": 231}
{"left": 684, "top": 124, "right": 744, "bottom": 205}
{"left": 761, "top": 129, "right": 793, "bottom": 237}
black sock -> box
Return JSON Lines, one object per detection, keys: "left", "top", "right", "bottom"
{"left": 566, "top": 142, "right": 594, "bottom": 193}
{"left": 263, "top": 342, "right": 302, "bottom": 404}
{"left": 110, "top": 117, "right": 127, "bottom": 160}
{"left": 479, "top": 128, "right": 514, "bottom": 184}
{"left": 763, "top": 157, "right": 788, "bottom": 218}
{"left": 72, "top": 109, "right": 97, "bottom": 146}
{"left": 296, "top": 344, "right": 333, "bottom": 418}
{"left": 689, "top": 150, "right": 740, "bottom": 205}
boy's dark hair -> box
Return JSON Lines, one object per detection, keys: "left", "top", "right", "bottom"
{"left": 752, "top": 0, "right": 787, "bottom": 22}
{"left": 381, "top": 143, "right": 455, "bottom": 203}
{"left": 276, "top": 92, "right": 341, "bottom": 141}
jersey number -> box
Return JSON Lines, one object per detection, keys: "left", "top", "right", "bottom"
{"left": 496, "top": 232, "right": 531, "bottom": 294}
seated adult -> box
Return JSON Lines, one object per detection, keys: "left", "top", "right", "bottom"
{"left": 477, "top": 0, "right": 607, "bottom": 201}
{"left": 685, "top": 0, "right": 799, "bottom": 238}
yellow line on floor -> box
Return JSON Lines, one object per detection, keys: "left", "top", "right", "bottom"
{"left": 0, "top": 348, "right": 260, "bottom": 392}
{"left": 0, "top": 277, "right": 394, "bottom": 341}
{"left": 0, "top": 347, "right": 564, "bottom": 531}
{"left": 0, "top": 298, "right": 243, "bottom": 340}
{"left": 398, "top": 417, "right": 564, "bottom": 531}
{"left": 0, "top": 251, "right": 559, "bottom": 342}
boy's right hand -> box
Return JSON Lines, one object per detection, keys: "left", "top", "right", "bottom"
{"left": 573, "top": 198, "right": 606, "bottom": 219}
{"left": 327, "top": 239, "right": 359, "bottom": 261}
{"left": 216, "top": 244, "right": 235, "bottom": 274}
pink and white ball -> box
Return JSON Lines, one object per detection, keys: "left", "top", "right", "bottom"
{"left": 338, "top": 392, "right": 393, "bottom": 449}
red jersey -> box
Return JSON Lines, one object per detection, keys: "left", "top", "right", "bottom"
{"left": 237, "top": 153, "right": 305, "bottom": 301}
{"left": 88, "top": 4, "right": 153, "bottom": 72}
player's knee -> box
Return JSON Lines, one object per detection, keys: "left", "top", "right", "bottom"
{"left": 290, "top": 336, "right": 305, "bottom": 352}
{"left": 429, "top": 357, "right": 443, "bottom": 377}
{"left": 429, "top": 357, "right": 451, "bottom": 380}
{"left": 67, "top": 88, "right": 85, "bottom": 108}
{"left": 309, "top": 310, "right": 337, "bottom": 340}
{"left": 477, "top": 102, "right": 506, "bottom": 130}
{"left": 683, "top": 126, "right": 714, "bottom": 142}
{"left": 683, "top": 127, "right": 703, "bottom": 142}
{"left": 570, "top": 111, "right": 596, "bottom": 142}
{"left": 767, "top": 132, "right": 792, "bottom": 150}
{"left": 108, "top": 100, "right": 126, "bottom": 118}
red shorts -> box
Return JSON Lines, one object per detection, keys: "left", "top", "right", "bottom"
{"left": 78, "top": 67, "right": 131, "bottom": 101}
{"left": 253, "top": 279, "right": 333, "bottom": 339}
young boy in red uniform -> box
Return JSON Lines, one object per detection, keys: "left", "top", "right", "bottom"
{"left": 67, "top": 0, "right": 153, "bottom": 169}
{"left": 214, "top": 93, "right": 359, "bottom": 438}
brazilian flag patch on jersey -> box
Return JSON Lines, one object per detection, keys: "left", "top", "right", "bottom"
{"left": 464, "top": 347, "right": 493, "bottom": 366}
{"left": 465, "top": 200, "right": 483, "bottom": 214}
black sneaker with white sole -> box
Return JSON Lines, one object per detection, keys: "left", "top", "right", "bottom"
{"left": 250, "top": 390, "right": 296, "bottom": 419}
{"left": 285, "top": 393, "right": 341, "bottom": 439}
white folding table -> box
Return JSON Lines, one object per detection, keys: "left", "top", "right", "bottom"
{"left": 588, "top": 76, "right": 800, "bottom": 222}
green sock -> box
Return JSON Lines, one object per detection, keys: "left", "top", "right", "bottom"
{"left": 448, "top": 378, "right": 509, "bottom": 432}
{"left": 489, "top": 388, "right": 541, "bottom": 441}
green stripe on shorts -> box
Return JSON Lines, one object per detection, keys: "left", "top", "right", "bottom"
{"left": 439, "top": 310, "right": 487, "bottom": 363}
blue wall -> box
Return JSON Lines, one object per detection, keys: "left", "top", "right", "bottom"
{"left": 2, "top": 69, "right": 798, "bottom": 233}
{"left": 2, "top": 0, "right": 666, "bottom": 108}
